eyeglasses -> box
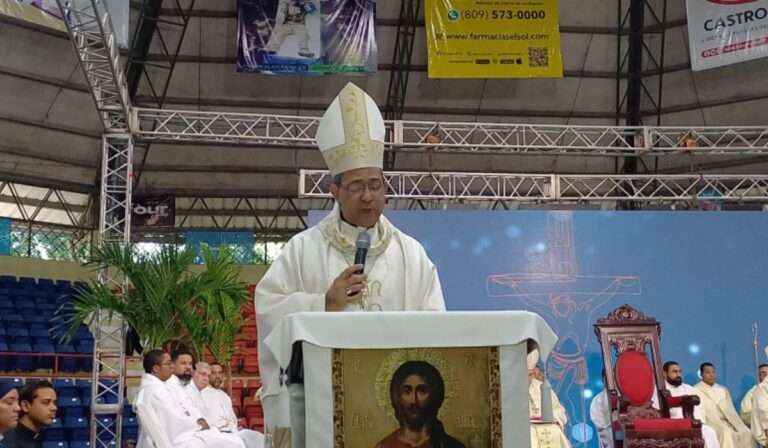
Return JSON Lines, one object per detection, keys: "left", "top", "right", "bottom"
{"left": 341, "top": 179, "right": 385, "bottom": 196}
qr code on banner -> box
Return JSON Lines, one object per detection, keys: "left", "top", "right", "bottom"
{"left": 528, "top": 47, "right": 549, "bottom": 67}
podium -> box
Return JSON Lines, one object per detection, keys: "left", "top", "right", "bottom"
{"left": 263, "top": 311, "right": 557, "bottom": 448}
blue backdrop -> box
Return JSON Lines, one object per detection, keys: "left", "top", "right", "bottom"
{"left": 311, "top": 210, "right": 768, "bottom": 447}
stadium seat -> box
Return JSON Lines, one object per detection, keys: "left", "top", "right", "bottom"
{"left": 64, "top": 416, "right": 89, "bottom": 441}
{"left": 44, "top": 418, "right": 67, "bottom": 442}
{"left": 18, "top": 277, "right": 36, "bottom": 285}
{"left": 0, "top": 342, "right": 9, "bottom": 370}
{"left": 9, "top": 342, "right": 35, "bottom": 372}
{"left": 42, "top": 442, "right": 68, "bottom": 448}
{"left": 55, "top": 344, "right": 79, "bottom": 373}
{"left": 38, "top": 278, "right": 54, "bottom": 286}
{"left": 69, "top": 442, "right": 89, "bottom": 448}
{"left": 34, "top": 343, "right": 56, "bottom": 369}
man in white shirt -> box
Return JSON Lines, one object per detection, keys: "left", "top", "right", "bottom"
{"left": 192, "top": 362, "right": 264, "bottom": 448}
{"left": 664, "top": 361, "right": 721, "bottom": 448}
{"left": 255, "top": 82, "right": 446, "bottom": 430}
{"left": 133, "top": 350, "right": 245, "bottom": 448}
{"left": 694, "top": 362, "right": 754, "bottom": 448}
{"left": 740, "top": 364, "right": 768, "bottom": 426}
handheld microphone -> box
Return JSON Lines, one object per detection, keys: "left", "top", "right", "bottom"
{"left": 353, "top": 231, "right": 371, "bottom": 275}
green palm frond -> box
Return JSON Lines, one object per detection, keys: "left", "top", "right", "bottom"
{"left": 55, "top": 241, "right": 250, "bottom": 362}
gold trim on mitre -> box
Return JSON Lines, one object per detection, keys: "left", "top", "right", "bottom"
{"left": 316, "top": 83, "right": 385, "bottom": 177}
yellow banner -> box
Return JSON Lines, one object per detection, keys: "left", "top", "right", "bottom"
{"left": 425, "top": 0, "right": 563, "bottom": 78}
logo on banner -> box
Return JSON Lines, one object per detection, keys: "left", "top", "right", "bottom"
{"left": 686, "top": 0, "right": 768, "bottom": 70}
{"left": 131, "top": 195, "right": 175, "bottom": 227}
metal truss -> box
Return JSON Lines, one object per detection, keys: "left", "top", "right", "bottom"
{"left": 383, "top": 0, "right": 421, "bottom": 170}
{"left": 55, "top": 0, "right": 131, "bottom": 132}
{"left": 135, "top": 108, "right": 768, "bottom": 155}
{"left": 299, "top": 170, "right": 768, "bottom": 203}
{"left": 0, "top": 182, "right": 88, "bottom": 227}
{"left": 89, "top": 134, "right": 133, "bottom": 448}
{"left": 300, "top": 170, "right": 554, "bottom": 201}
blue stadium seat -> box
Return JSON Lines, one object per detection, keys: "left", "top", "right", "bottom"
{"left": 55, "top": 345, "right": 79, "bottom": 373}
{"left": 0, "top": 341, "right": 9, "bottom": 370}
{"left": 9, "top": 342, "right": 35, "bottom": 372}
{"left": 38, "top": 278, "right": 55, "bottom": 286}
{"left": 42, "top": 442, "right": 68, "bottom": 448}
{"left": 53, "top": 379, "right": 79, "bottom": 398}
{"left": 57, "top": 280, "right": 71, "bottom": 287}
{"left": 34, "top": 343, "right": 56, "bottom": 369}
{"left": 3, "top": 314, "right": 24, "bottom": 323}
{"left": 58, "top": 396, "right": 83, "bottom": 410}
{"left": 60, "top": 406, "right": 86, "bottom": 419}
{"left": 122, "top": 423, "right": 139, "bottom": 441}
{"left": 43, "top": 417, "right": 67, "bottom": 442}
{"left": 13, "top": 335, "right": 33, "bottom": 345}
{"left": 0, "top": 299, "right": 12, "bottom": 308}
{"left": 8, "top": 327, "right": 29, "bottom": 337}
{"left": 0, "top": 275, "right": 17, "bottom": 284}
{"left": 18, "top": 277, "right": 37, "bottom": 285}
{"left": 65, "top": 416, "right": 89, "bottom": 441}
{"left": 122, "top": 404, "right": 135, "bottom": 419}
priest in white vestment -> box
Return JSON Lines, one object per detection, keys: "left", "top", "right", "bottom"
{"left": 590, "top": 389, "right": 614, "bottom": 448}
{"left": 752, "top": 372, "right": 768, "bottom": 446}
{"left": 133, "top": 350, "right": 245, "bottom": 448}
{"left": 527, "top": 350, "right": 571, "bottom": 448}
{"left": 694, "top": 363, "right": 754, "bottom": 448}
{"left": 194, "top": 362, "right": 265, "bottom": 448}
{"left": 664, "top": 361, "right": 721, "bottom": 448}
{"left": 740, "top": 364, "right": 768, "bottom": 426}
{"left": 255, "top": 82, "right": 446, "bottom": 431}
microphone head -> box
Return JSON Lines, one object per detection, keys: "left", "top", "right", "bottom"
{"left": 355, "top": 231, "right": 371, "bottom": 250}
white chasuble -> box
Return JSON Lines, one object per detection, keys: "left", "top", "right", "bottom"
{"left": 751, "top": 379, "right": 768, "bottom": 446}
{"left": 255, "top": 205, "right": 446, "bottom": 430}
{"left": 529, "top": 378, "right": 571, "bottom": 448}
{"left": 695, "top": 382, "right": 754, "bottom": 448}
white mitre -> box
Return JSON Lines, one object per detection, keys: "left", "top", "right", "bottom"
{"left": 315, "top": 82, "right": 386, "bottom": 177}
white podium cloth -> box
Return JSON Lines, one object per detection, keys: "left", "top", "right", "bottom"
{"left": 262, "top": 310, "right": 558, "bottom": 448}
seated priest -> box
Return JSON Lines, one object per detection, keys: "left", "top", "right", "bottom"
{"left": 694, "top": 362, "right": 754, "bottom": 448}
{"left": 134, "top": 350, "right": 245, "bottom": 448}
{"left": 527, "top": 350, "right": 571, "bottom": 448}
{"left": 255, "top": 82, "right": 446, "bottom": 431}
{"left": 196, "top": 362, "right": 265, "bottom": 448}
{"left": 664, "top": 361, "right": 721, "bottom": 448}
{"left": 741, "top": 364, "right": 768, "bottom": 426}
{"left": 752, "top": 347, "right": 768, "bottom": 447}
{"left": 589, "top": 372, "right": 616, "bottom": 448}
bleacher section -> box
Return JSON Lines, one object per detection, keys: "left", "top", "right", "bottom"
{"left": 0, "top": 275, "right": 264, "bottom": 443}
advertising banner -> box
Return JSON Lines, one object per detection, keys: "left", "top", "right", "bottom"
{"left": 686, "top": 0, "right": 768, "bottom": 71}
{"left": 424, "top": 0, "right": 563, "bottom": 78}
{"left": 131, "top": 195, "right": 175, "bottom": 227}
{"left": 237, "top": 0, "right": 377, "bottom": 74}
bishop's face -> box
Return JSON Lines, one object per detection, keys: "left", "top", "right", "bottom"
{"left": 331, "top": 167, "right": 386, "bottom": 229}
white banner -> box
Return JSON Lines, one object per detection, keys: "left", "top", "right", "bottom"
{"left": 686, "top": 0, "right": 768, "bottom": 71}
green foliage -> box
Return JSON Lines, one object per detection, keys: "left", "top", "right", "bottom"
{"left": 54, "top": 241, "right": 250, "bottom": 364}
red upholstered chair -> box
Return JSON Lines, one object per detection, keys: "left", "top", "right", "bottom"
{"left": 594, "top": 304, "right": 704, "bottom": 448}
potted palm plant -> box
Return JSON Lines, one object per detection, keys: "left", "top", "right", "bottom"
{"left": 55, "top": 241, "right": 251, "bottom": 377}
